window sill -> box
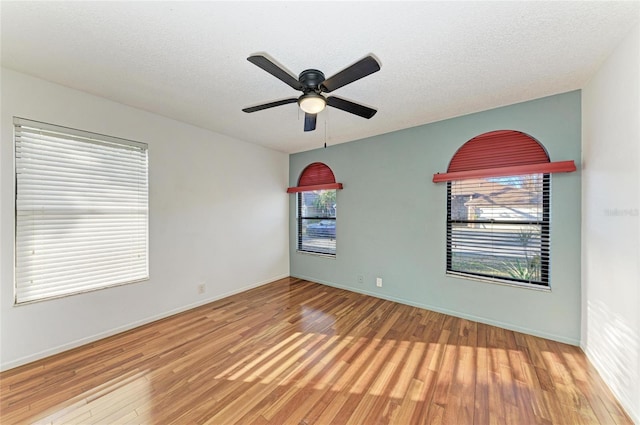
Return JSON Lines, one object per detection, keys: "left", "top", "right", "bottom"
{"left": 296, "top": 250, "right": 336, "bottom": 259}
{"left": 446, "top": 271, "right": 551, "bottom": 292}
{"left": 14, "top": 276, "right": 150, "bottom": 306}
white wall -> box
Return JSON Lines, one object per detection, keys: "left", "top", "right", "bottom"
{"left": 582, "top": 24, "right": 640, "bottom": 423}
{"left": 0, "top": 68, "right": 290, "bottom": 370}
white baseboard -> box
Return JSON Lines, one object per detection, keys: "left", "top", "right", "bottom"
{"left": 292, "top": 274, "right": 581, "bottom": 346}
{"left": 0, "top": 273, "right": 289, "bottom": 371}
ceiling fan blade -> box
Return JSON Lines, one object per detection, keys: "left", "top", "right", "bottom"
{"left": 326, "top": 96, "right": 377, "bottom": 119}
{"left": 242, "top": 98, "right": 298, "bottom": 113}
{"left": 304, "top": 113, "right": 317, "bottom": 132}
{"left": 320, "top": 56, "right": 380, "bottom": 93}
{"left": 247, "top": 55, "right": 304, "bottom": 91}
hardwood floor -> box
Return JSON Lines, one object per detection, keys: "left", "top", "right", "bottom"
{"left": 0, "top": 277, "right": 632, "bottom": 424}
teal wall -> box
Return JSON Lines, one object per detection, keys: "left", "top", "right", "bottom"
{"left": 289, "top": 91, "right": 582, "bottom": 344}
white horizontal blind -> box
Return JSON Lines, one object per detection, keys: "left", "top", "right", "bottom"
{"left": 14, "top": 118, "right": 149, "bottom": 303}
{"left": 446, "top": 174, "right": 550, "bottom": 286}
{"left": 297, "top": 190, "right": 336, "bottom": 255}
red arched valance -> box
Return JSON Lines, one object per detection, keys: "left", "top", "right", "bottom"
{"left": 433, "top": 130, "right": 575, "bottom": 183}
{"left": 287, "top": 162, "right": 343, "bottom": 193}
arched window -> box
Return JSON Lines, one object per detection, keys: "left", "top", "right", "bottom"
{"left": 433, "top": 130, "right": 575, "bottom": 287}
{"left": 288, "top": 163, "right": 342, "bottom": 256}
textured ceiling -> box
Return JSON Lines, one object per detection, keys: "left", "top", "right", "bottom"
{"left": 1, "top": 1, "right": 639, "bottom": 153}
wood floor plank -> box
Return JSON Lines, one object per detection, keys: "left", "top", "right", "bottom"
{"left": 0, "top": 277, "right": 632, "bottom": 424}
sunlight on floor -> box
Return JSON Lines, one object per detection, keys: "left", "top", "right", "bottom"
{"left": 209, "top": 325, "right": 456, "bottom": 403}
{"left": 33, "top": 369, "right": 152, "bottom": 425}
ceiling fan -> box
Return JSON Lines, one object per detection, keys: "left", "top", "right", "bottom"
{"left": 242, "top": 54, "right": 380, "bottom": 132}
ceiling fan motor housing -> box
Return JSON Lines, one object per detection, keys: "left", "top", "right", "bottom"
{"left": 299, "top": 69, "right": 325, "bottom": 92}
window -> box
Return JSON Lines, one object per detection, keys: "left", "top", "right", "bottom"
{"left": 14, "top": 118, "right": 148, "bottom": 304}
{"left": 433, "top": 130, "right": 577, "bottom": 288}
{"left": 287, "top": 162, "right": 342, "bottom": 257}
{"left": 297, "top": 189, "right": 337, "bottom": 255}
{"left": 447, "top": 174, "right": 550, "bottom": 286}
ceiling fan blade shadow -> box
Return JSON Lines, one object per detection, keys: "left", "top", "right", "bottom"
{"left": 242, "top": 98, "right": 298, "bottom": 113}
{"left": 247, "top": 55, "right": 304, "bottom": 91}
{"left": 320, "top": 56, "right": 380, "bottom": 93}
{"left": 326, "top": 97, "right": 377, "bottom": 119}
{"left": 304, "top": 113, "right": 317, "bottom": 132}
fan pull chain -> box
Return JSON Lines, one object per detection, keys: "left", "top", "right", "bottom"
{"left": 324, "top": 111, "right": 328, "bottom": 148}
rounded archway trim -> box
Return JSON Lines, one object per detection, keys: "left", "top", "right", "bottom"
{"left": 287, "top": 162, "right": 343, "bottom": 193}
{"left": 433, "top": 130, "right": 575, "bottom": 183}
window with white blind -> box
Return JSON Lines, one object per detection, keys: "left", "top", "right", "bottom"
{"left": 447, "top": 174, "right": 550, "bottom": 287}
{"left": 297, "top": 190, "right": 337, "bottom": 256}
{"left": 14, "top": 118, "right": 149, "bottom": 304}
{"left": 434, "top": 129, "right": 576, "bottom": 288}
{"left": 289, "top": 162, "right": 342, "bottom": 257}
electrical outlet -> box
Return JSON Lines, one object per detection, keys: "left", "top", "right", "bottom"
{"left": 376, "top": 277, "right": 382, "bottom": 288}
{"left": 197, "top": 283, "right": 206, "bottom": 294}
{"left": 357, "top": 275, "right": 364, "bottom": 284}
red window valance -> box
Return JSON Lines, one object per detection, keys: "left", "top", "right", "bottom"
{"left": 287, "top": 162, "right": 343, "bottom": 193}
{"left": 433, "top": 130, "right": 576, "bottom": 183}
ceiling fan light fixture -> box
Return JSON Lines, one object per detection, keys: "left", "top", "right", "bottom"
{"left": 298, "top": 93, "right": 326, "bottom": 114}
